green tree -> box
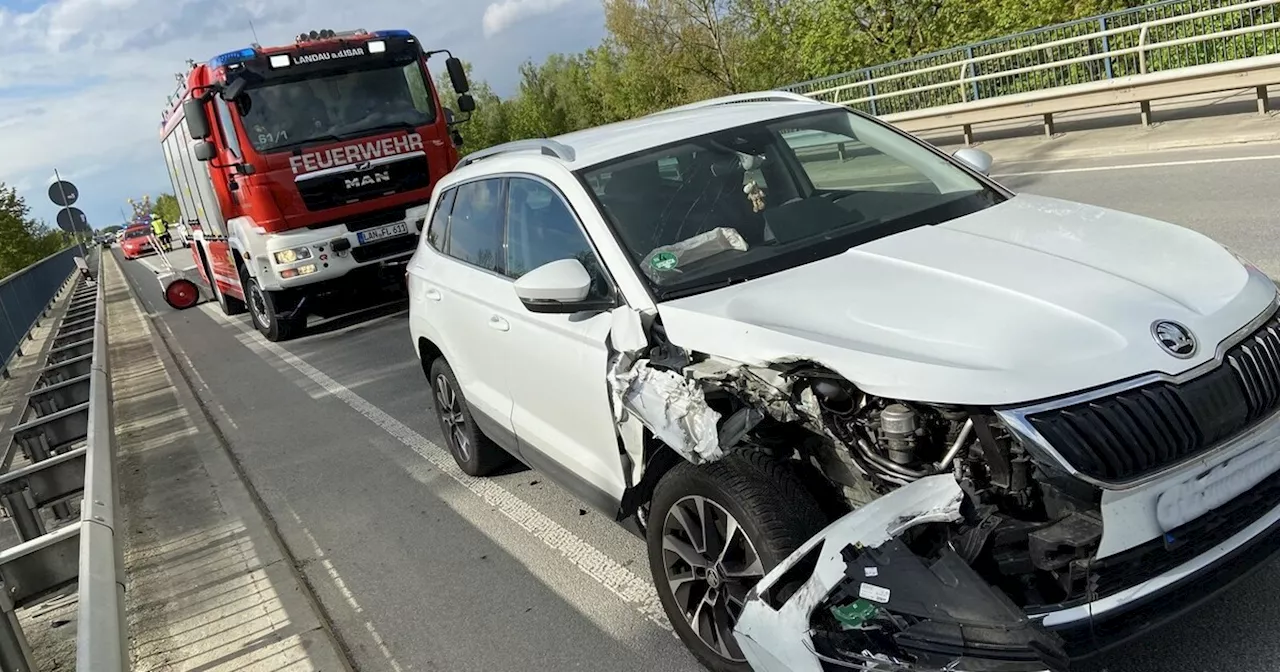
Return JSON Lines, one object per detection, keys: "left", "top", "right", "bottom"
{"left": 0, "top": 184, "right": 69, "bottom": 278}
{"left": 443, "top": 0, "right": 1198, "bottom": 156}
{"left": 153, "top": 193, "right": 181, "bottom": 224}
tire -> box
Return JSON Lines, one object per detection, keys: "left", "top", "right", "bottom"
{"left": 244, "top": 273, "right": 304, "bottom": 342}
{"left": 428, "top": 358, "right": 510, "bottom": 477}
{"left": 647, "top": 450, "right": 827, "bottom": 672}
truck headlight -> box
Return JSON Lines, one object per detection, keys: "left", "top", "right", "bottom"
{"left": 273, "top": 247, "right": 313, "bottom": 264}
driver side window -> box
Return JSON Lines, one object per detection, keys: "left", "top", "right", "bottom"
{"left": 504, "top": 177, "right": 610, "bottom": 299}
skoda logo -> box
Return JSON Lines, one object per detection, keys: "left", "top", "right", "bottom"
{"left": 1151, "top": 320, "right": 1197, "bottom": 359}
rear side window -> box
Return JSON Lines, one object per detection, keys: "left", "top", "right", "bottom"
{"left": 425, "top": 188, "right": 456, "bottom": 252}
{"left": 445, "top": 179, "right": 505, "bottom": 273}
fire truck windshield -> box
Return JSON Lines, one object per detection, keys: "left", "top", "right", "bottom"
{"left": 240, "top": 59, "right": 437, "bottom": 153}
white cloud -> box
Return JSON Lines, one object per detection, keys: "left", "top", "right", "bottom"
{"left": 0, "top": 0, "right": 604, "bottom": 229}
{"left": 482, "top": 0, "right": 571, "bottom": 38}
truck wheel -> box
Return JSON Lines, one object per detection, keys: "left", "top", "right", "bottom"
{"left": 647, "top": 450, "right": 827, "bottom": 672}
{"left": 428, "top": 358, "right": 509, "bottom": 476}
{"left": 245, "top": 275, "right": 304, "bottom": 342}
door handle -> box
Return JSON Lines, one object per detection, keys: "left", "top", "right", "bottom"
{"left": 423, "top": 288, "right": 442, "bottom": 301}
{"left": 488, "top": 316, "right": 510, "bottom": 332}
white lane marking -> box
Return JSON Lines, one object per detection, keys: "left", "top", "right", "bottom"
{"left": 291, "top": 511, "right": 405, "bottom": 672}
{"left": 138, "top": 256, "right": 166, "bottom": 274}
{"left": 196, "top": 303, "right": 673, "bottom": 633}
{"left": 993, "top": 152, "right": 1280, "bottom": 177}
{"left": 160, "top": 318, "right": 241, "bottom": 432}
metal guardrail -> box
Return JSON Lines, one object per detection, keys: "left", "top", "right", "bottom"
{"left": 0, "top": 249, "right": 81, "bottom": 379}
{"left": 0, "top": 254, "right": 126, "bottom": 672}
{"left": 782, "top": 0, "right": 1280, "bottom": 116}
{"left": 876, "top": 51, "right": 1280, "bottom": 142}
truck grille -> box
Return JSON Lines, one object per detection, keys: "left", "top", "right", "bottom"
{"left": 297, "top": 156, "right": 430, "bottom": 211}
{"left": 1027, "top": 310, "right": 1280, "bottom": 483}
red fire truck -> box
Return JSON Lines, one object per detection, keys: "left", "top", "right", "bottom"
{"left": 159, "top": 28, "right": 475, "bottom": 341}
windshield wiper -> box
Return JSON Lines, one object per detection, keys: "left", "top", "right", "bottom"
{"left": 333, "top": 120, "right": 422, "bottom": 139}
{"left": 656, "top": 275, "right": 751, "bottom": 301}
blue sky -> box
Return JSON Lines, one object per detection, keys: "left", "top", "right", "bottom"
{"left": 0, "top": 0, "right": 606, "bottom": 229}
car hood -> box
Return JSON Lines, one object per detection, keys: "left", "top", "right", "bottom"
{"left": 656, "top": 194, "right": 1278, "bottom": 406}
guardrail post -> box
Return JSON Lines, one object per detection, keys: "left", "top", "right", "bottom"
{"left": 865, "top": 71, "right": 878, "bottom": 116}
{"left": 966, "top": 46, "right": 981, "bottom": 101}
{"left": 0, "top": 587, "right": 33, "bottom": 672}
{"left": 1, "top": 491, "right": 43, "bottom": 543}
{"left": 1257, "top": 85, "right": 1271, "bottom": 114}
{"left": 1100, "top": 17, "right": 1113, "bottom": 79}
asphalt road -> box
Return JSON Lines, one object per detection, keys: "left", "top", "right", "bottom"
{"left": 117, "top": 141, "right": 1280, "bottom": 672}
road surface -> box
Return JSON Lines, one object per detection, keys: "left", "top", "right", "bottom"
{"left": 117, "top": 142, "right": 1280, "bottom": 672}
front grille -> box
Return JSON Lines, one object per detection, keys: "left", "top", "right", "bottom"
{"left": 296, "top": 155, "right": 430, "bottom": 211}
{"left": 1028, "top": 310, "right": 1280, "bottom": 483}
{"left": 351, "top": 234, "right": 418, "bottom": 263}
{"left": 1090, "top": 467, "right": 1280, "bottom": 598}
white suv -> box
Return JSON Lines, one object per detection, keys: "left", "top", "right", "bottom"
{"left": 407, "top": 92, "right": 1280, "bottom": 672}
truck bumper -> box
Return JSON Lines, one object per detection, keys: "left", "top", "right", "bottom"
{"left": 255, "top": 214, "right": 422, "bottom": 292}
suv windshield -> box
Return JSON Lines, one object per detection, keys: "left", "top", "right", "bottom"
{"left": 579, "top": 108, "right": 1004, "bottom": 300}
{"left": 240, "top": 60, "right": 437, "bottom": 152}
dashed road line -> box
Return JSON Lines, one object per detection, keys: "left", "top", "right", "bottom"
{"left": 197, "top": 302, "right": 674, "bottom": 633}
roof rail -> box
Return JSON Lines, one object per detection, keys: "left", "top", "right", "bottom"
{"left": 655, "top": 91, "right": 820, "bottom": 116}
{"left": 456, "top": 139, "right": 576, "bottom": 168}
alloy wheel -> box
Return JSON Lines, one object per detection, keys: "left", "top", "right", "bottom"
{"left": 248, "top": 281, "right": 270, "bottom": 328}
{"left": 660, "top": 495, "right": 764, "bottom": 662}
{"left": 434, "top": 374, "right": 471, "bottom": 463}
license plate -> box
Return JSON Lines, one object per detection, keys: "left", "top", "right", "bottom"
{"left": 357, "top": 222, "right": 410, "bottom": 244}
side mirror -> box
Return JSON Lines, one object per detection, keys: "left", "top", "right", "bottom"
{"left": 192, "top": 140, "right": 216, "bottom": 162}
{"left": 446, "top": 57, "right": 470, "bottom": 94}
{"left": 513, "top": 258, "right": 614, "bottom": 314}
{"left": 183, "top": 99, "right": 211, "bottom": 140}
{"left": 220, "top": 77, "right": 246, "bottom": 102}
{"left": 456, "top": 93, "right": 476, "bottom": 113}
{"left": 953, "top": 148, "right": 993, "bottom": 175}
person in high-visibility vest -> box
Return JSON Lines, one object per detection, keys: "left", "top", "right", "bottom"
{"left": 150, "top": 214, "right": 171, "bottom": 252}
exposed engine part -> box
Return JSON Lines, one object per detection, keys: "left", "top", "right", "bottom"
{"left": 878, "top": 404, "right": 918, "bottom": 465}
{"left": 934, "top": 418, "right": 975, "bottom": 470}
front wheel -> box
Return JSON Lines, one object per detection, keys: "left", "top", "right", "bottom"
{"left": 245, "top": 274, "right": 304, "bottom": 342}
{"left": 647, "top": 451, "right": 827, "bottom": 672}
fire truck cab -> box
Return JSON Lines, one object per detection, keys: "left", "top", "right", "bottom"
{"left": 159, "top": 28, "right": 475, "bottom": 341}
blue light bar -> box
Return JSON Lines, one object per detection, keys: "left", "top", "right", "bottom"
{"left": 373, "top": 29, "right": 412, "bottom": 38}
{"left": 209, "top": 47, "right": 258, "bottom": 68}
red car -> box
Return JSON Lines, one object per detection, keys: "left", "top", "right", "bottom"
{"left": 119, "top": 225, "right": 155, "bottom": 260}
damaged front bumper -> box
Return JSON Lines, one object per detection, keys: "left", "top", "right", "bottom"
{"left": 733, "top": 475, "right": 1065, "bottom": 672}
{"left": 735, "top": 469, "right": 1280, "bottom": 672}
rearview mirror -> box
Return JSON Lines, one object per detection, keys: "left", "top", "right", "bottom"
{"left": 456, "top": 93, "right": 476, "bottom": 113}
{"left": 446, "top": 57, "right": 470, "bottom": 94}
{"left": 953, "top": 148, "right": 993, "bottom": 175}
{"left": 192, "top": 140, "right": 216, "bottom": 162}
{"left": 220, "top": 77, "right": 246, "bottom": 102}
{"left": 183, "top": 99, "right": 211, "bottom": 140}
{"left": 513, "top": 258, "right": 614, "bottom": 314}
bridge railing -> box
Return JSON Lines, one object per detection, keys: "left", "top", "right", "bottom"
{"left": 781, "top": 0, "right": 1280, "bottom": 116}
{"left": 0, "top": 253, "right": 126, "bottom": 672}
{"left": 0, "top": 248, "right": 82, "bottom": 379}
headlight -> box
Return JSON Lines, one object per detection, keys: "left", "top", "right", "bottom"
{"left": 273, "top": 247, "right": 313, "bottom": 264}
